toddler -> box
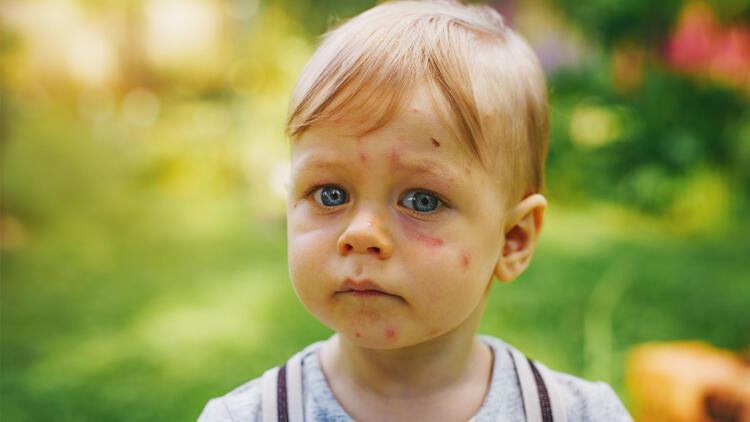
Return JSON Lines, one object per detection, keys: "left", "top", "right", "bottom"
{"left": 199, "top": 1, "right": 632, "bottom": 420}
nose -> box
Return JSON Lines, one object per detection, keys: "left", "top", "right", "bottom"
{"left": 337, "top": 210, "right": 393, "bottom": 259}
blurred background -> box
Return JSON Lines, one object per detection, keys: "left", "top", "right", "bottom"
{"left": 1, "top": 0, "right": 748, "bottom": 420}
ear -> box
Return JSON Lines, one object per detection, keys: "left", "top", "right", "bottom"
{"left": 494, "top": 193, "right": 547, "bottom": 283}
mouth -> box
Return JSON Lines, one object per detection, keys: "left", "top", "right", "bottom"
{"left": 336, "top": 278, "right": 400, "bottom": 298}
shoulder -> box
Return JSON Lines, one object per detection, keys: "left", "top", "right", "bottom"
{"left": 479, "top": 335, "right": 632, "bottom": 421}
{"left": 547, "top": 369, "right": 633, "bottom": 421}
{"left": 197, "top": 377, "right": 263, "bottom": 422}
{"left": 196, "top": 340, "right": 326, "bottom": 422}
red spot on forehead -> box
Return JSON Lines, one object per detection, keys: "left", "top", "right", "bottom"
{"left": 431, "top": 137, "right": 441, "bottom": 147}
{"left": 384, "top": 327, "right": 396, "bottom": 339}
{"left": 387, "top": 147, "right": 401, "bottom": 165}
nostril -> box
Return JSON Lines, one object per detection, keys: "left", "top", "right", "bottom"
{"left": 367, "top": 246, "right": 381, "bottom": 255}
{"left": 343, "top": 244, "right": 353, "bottom": 252}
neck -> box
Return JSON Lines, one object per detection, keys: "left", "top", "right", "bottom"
{"left": 320, "top": 295, "right": 492, "bottom": 399}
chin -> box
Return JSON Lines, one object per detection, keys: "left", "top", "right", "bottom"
{"left": 337, "top": 326, "right": 428, "bottom": 350}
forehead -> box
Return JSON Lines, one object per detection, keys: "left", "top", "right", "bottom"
{"left": 291, "top": 83, "right": 473, "bottom": 161}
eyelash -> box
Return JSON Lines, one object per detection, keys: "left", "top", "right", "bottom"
{"left": 305, "top": 184, "right": 448, "bottom": 215}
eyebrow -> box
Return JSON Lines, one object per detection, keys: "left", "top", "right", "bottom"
{"left": 293, "top": 155, "right": 463, "bottom": 185}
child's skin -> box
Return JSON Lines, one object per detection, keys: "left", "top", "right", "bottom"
{"left": 286, "top": 83, "right": 547, "bottom": 421}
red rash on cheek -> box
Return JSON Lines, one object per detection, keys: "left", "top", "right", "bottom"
{"left": 416, "top": 233, "right": 444, "bottom": 248}
{"left": 461, "top": 252, "right": 471, "bottom": 268}
{"left": 399, "top": 214, "right": 444, "bottom": 248}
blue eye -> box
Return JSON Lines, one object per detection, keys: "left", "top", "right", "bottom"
{"left": 312, "top": 185, "right": 349, "bottom": 207}
{"left": 400, "top": 190, "right": 441, "bottom": 213}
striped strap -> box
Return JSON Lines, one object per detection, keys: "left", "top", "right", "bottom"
{"left": 531, "top": 359, "right": 567, "bottom": 422}
{"left": 508, "top": 348, "right": 566, "bottom": 422}
{"left": 261, "top": 366, "right": 279, "bottom": 422}
{"left": 286, "top": 352, "right": 305, "bottom": 421}
{"left": 261, "top": 352, "right": 305, "bottom": 422}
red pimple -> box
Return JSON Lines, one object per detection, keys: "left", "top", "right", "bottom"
{"left": 431, "top": 137, "right": 441, "bottom": 147}
{"left": 461, "top": 252, "right": 470, "bottom": 268}
{"left": 355, "top": 331, "right": 361, "bottom": 338}
{"left": 358, "top": 152, "right": 368, "bottom": 163}
{"left": 388, "top": 147, "right": 401, "bottom": 165}
{"left": 384, "top": 327, "right": 396, "bottom": 339}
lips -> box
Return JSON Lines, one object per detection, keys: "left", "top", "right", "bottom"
{"left": 337, "top": 278, "right": 393, "bottom": 296}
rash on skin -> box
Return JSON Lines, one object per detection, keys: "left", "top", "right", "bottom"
{"left": 461, "top": 252, "right": 470, "bottom": 268}
{"left": 384, "top": 327, "right": 396, "bottom": 339}
{"left": 387, "top": 147, "right": 401, "bottom": 167}
{"left": 399, "top": 214, "right": 444, "bottom": 248}
{"left": 416, "top": 232, "right": 444, "bottom": 247}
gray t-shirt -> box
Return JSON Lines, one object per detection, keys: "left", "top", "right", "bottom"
{"left": 198, "top": 335, "right": 631, "bottom": 421}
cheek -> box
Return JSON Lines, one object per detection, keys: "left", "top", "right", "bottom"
{"left": 288, "top": 230, "right": 335, "bottom": 295}
{"left": 397, "top": 215, "right": 445, "bottom": 252}
{"left": 461, "top": 251, "right": 471, "bottom": 270}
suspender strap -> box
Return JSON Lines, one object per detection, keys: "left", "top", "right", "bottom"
{"left": 509, "top": 349, "right": 544, "bottom": 422}
{"left": 530, "top": 359, "right": 567, "bottom": 422}
{"left": 286, "top": 352, "right": 305, "bottom": 422}
{"left": 261, "top": 352, "right": 305, "bottom": 422}
{"left": 508, "top": 348, "right": 566, "bottom": 422}
{"left": 277, "top": 364, "right": 289, "bottom": 422}
{"left": 527, "top": 357, "right": 553, "bottom": 422}
{"left": 261, "top": 366, "right": 279, "bottom": 422}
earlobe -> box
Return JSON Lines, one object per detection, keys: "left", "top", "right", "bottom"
{"left": 493, "top": 193, "right": 547, "bottom": 283}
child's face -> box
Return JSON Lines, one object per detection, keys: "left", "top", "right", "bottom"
{"left": 287, "top": 84, "right": 508, "bottom": 349}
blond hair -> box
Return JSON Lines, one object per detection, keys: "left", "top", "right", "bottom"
{"left": 286, "top": 0, "right": 548, "bottom": 203}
